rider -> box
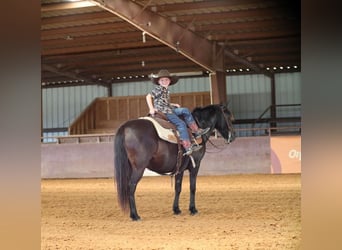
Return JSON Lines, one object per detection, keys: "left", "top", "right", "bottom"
{"left": 146, "top": 69, "right": 210, "bottom": 156}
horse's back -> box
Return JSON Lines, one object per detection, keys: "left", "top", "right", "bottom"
{"left": 116, "top": 119, "right": 159, "bottom": 160}
{"left": 119, "top": 118, "right": 157, "bottom": 138}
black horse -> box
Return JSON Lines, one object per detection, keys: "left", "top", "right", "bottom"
{"left": 114, "top": 104, "right": 235, "bottom": 220}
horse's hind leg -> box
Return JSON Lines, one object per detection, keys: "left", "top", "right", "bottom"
{"left": 173, "top": 171, "right": 184, "bottom": 215}
{"left": 128, "top": 169, "right": 144, "bottom": 221}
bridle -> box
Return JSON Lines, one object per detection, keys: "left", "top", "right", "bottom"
{"left": 219, "top": 105, "right": 234, "bottom": 144}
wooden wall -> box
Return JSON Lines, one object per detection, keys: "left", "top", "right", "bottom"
{"left": 69, "top": 92, "right": 210, "bottom": 135}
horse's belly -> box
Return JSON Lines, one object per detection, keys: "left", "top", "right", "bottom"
{"left": 148, "top": 156, "right": 178, "bottom": 174}
{"left": 146, "top": 139, "right": 179, "bottom": 174}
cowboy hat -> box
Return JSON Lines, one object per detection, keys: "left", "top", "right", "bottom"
{"left": 151, "top": 69, "right": 179, "bottom": 85}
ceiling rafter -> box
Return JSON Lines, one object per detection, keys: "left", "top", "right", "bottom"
{"left": 89, "top": 0, "right": 222, "bottom": 72}
{"left": 172, "top": 6, "right": 295, "bottom": 23}
{"left": 42, "top": 40, "right": 162, "bottom": 56}
{"left": 41, "top": 0, "right": 301, "bottom": 86}
{"left": 227, "top": 36, "right": 299, "bottom": 46}
{"left": 42, "top": 64, "right": 108, "bottom": 87}
{"left": 42, "top": 31, "right": 144, "bottom": 47}
{"left": 81, "top": 58, "right": 197, "bottom": 75}
{"left": 43, "top": 46, "right": 173, "bottom": 63}
{"left": 61, "top": 53, "right": 186, "bottom": 71}
{"left": 89, "top": 0, "right": 264, "bottom": 73}
{"left": 146, "top": 0, "right": 275, "bottom": 12}
{"left": 41, "top": 2, "right": 97, "bottom": 12}
{"left": 210, "top": 29, "right": 300, "bottom": 41}
{"left": 42, "top": 9, "right": 112, "bottom": 25}
{"left": 194, "top": 19, "right": 298, "bottom": 33}
{"left": 42, "top": 21, "right": 129, "bottom": 39}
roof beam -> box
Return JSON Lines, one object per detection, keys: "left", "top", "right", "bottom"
{"left": 224, "top": 50, "right": 262, "bottom": 73}
{"left": 146, "top": 0, "right": 269, "bottom": 12}
{"left": 90, "top": 0, "right": 223, "bottom": 72}
{"left": 41, "top": 2, "right": 97, "bottom": 12}
{"left": 42, "top": 21, "right": 127, "bottom": 39}
{"left": 43, "top": 46, "right": 172, "bottom": 63}
{"left": 41, "top": 40, "right": 162, "bottom": 56}
{"left": 171, "top": 6, "right": 294, "bottom": 23}
{"left": 42, "top": 64, "right": 106, "bottom": 86}
{"left": 61, "top": 53, "right": 186, "bottom": 70}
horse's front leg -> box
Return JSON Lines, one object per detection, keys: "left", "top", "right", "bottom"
{"left": 173, "top": 171, "right": 184, "bottom": 215}
{"left": 189, "top": 169, "right": 199, "bottom": 215}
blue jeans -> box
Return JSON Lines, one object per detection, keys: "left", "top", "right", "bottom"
{"left": 166, "top": 107, "right": 195, "bottom": 141}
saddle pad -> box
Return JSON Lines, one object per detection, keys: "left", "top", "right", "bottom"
{"left": 139, "top": 116, "right": 178, "bottom": 144}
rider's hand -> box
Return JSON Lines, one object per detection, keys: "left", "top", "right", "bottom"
{"left": 149, "top": 108, "right": 157, "bottom": 116}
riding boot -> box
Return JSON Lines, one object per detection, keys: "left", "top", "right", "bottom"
{"left": 181, "top": 140, "right": 202, "bottom": 156}
{"left": 189, "top": 123, "right": 210, "bottom": 139}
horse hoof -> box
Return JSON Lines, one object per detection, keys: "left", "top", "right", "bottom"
{"left": 189, "top": 208, "right": 198, "bottom": 215}
{"left": 173, "top": 210, "right": 182, "bottom": 215}
{"left": 131, "top": 215, "right": 141, "bottom": 221}
{"left": 173, "top": 207, "right": 182, "bottom": 215}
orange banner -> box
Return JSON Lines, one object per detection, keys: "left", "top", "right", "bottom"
{"left": 270, "top": 136, "right": 301, "bottom": 173}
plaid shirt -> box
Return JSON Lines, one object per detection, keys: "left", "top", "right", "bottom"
{"left": 150, "top": 85, "right": 174, "bottom": 114}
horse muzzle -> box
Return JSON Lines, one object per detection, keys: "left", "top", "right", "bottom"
{"left": 225, "top": 131, "right": 236, "bottom": 144}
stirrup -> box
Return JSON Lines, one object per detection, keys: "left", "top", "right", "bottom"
{"left": 191, "top": 144, "right": 202, "bottom": 152}
{"left": 183, "top": 148, "right": 193, "bottom": 156}
{"left": 183, "top": 144, "right": 202, "bottom": 156}
{"left": 193, "top": 127, "right": 210, "bottom": 138}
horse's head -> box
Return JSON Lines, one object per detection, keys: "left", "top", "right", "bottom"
{"left": 192, "top": 104, "right": 236, "bottom": 144}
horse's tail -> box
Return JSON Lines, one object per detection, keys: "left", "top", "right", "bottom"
{"left": 114, "top": 125, "right": 131, "bottom": 212}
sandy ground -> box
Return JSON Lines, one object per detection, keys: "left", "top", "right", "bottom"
{"left": 41, "top": 174, "right": 301, "bottom": 249}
